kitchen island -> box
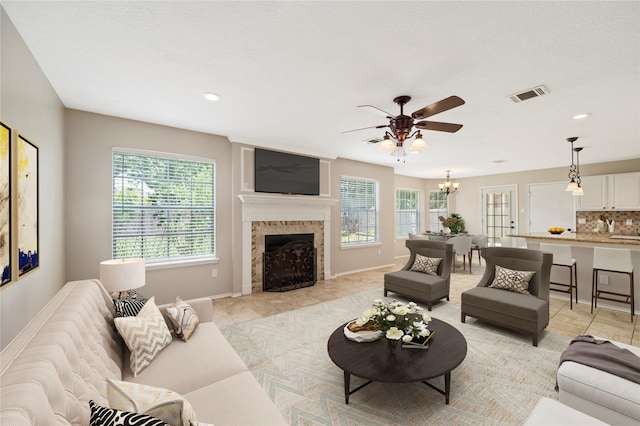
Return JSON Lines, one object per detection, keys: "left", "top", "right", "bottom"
{"left": 509, "top": 232, "right": 639, "bottom": 315}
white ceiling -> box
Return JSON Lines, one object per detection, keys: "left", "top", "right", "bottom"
{"left": 2, "top": 1, "right": 639, "bottom": 178}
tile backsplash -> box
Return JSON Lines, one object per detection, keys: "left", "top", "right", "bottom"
{"left": 576, "top": 211, "right": 640, "bottom": 235}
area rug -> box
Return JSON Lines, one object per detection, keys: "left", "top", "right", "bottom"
{"left": 221, "top": 289, "right": 571, "bottom": 425}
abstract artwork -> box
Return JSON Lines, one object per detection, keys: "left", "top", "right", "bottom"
{"left": 17, "top": 134, "right": 38, "bottom": 276}
{"left": 0, "top": 122, "right": 10, "bottom": 286}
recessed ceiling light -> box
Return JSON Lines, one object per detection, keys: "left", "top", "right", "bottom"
{"left": 203, "top": 92, "right": 221, "bottom": 101}
{"left": 572, "top": 113, "right": 591, "bottom": 120}
{"left": 492, "top": 159, "right": 507, "bottom": 163}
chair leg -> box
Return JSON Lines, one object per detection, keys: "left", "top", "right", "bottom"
{"left": 461, "top": 312, "right": 466, "bottom": 323}
{"left": 532, "top": 333, "right": 538, "bottom": 347}
{"left": 591, "top": 269, "right": 597, "bottom": 314}
{"left": 452, "top": 252, "right": 456, "bottom": 273}
{"left": 574, "top": 264, "right": 578, "bottom": 305}
{"left": 630, "top": 271, "right": 635, "bottom": 322}
{"left": 427, "top": 301, "right": 432, "bottom": 311}
{"left": 569, "top": 265, "right": 573, "bottom": 310}
{"left": 384, "top": 289, "right": 388, "bottom": 297}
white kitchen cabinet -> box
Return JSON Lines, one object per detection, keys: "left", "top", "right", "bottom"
{"left": 609, "top": 172, "right": 640, "bottom": 209}
{"left": 576, "top": 172, "right": 640, "bottom": 210}
{"left": 575, "top": 175, "right": 607, "bottom": 210}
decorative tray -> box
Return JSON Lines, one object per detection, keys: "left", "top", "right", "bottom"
{"left": 343, "top": 320, "right": 382, "bottom": 343}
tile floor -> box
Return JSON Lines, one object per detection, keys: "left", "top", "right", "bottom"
{"left": 212, "top": 257, "right": 639, "bottom": 346}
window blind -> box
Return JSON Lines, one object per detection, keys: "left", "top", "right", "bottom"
{"left": 396, "top": 189, "right": 420, "bottom": 237}
{"left": 340, "top": 177, "right": 378, "bottom": 245}
{"left": 112, "top": 151, "right": 215, "bottom": 263}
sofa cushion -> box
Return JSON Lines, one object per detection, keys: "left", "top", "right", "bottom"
{"left": 462, "top": 286, "right": 547, "bottom": 323}
{"left": 107, "top": 378, "right": 198, "bottom": 426}
{"left": 114, "top": 297, "right": 172, "bottom": 376}
{"left": 165, "top": 297, "right": 200, "bottom": 341}
{"left": 123, "top": 322, "right": 248, "bottom": 395}
{"left": 385, "top": 270, "right": 447, "bottom": 294}
{"left": 90, "top": 399, "right": 168, "bottom": 425}
{"left": 410, "top": 254, "right": 442, "bottom": 275}
{"left": 184, "top": 371, "right": 288, "bottom": 425}
{"left": 489, "top": 265, "right": 535, "bottom": 294}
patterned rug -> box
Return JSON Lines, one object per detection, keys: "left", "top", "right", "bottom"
{"left": 221, "top": 289, "right": 571, "bottom": 425}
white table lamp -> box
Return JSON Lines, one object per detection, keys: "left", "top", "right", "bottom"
{"left": 99, "top": 258, "right": 146, "bottom": 299}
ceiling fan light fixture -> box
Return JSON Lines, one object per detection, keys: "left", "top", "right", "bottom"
{"left": 378, "top": 135, "right": 395, "bottom": 152}
{"left": 409, "top": 133, "right": 428, "bottom": 151}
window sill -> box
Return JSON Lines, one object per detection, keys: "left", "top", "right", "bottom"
{"left": 146, "top": 257, "right": 219, "bottom": 271}
{"left": 340, "top": 242, "right": 382, "bottom": 250}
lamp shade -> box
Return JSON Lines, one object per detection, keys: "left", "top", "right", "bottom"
{"left": 100, "top": 259, "right": 146, "bottom": 293}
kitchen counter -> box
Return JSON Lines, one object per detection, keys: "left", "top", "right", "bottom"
{"left": 510, "top": 232, "right": 640, "bottom": 250}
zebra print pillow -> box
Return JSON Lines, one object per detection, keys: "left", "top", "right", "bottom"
{"left": 113, "top": 289, "right": 148, "bottom": 317}
{"left": 89, "top": 400, "right": 168, "bottom": 426}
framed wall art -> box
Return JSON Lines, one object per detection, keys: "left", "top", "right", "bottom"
{"left": 0, "top": 121, "right": 11, "bottom": 286}
{"left": 17, "top": 134, "right": 39, "bottom": 277}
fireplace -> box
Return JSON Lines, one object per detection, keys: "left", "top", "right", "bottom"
{"left": 263, "top": 233, "right": 317, "bottom": 292}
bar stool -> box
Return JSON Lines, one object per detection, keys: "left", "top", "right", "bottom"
{"left": 540, "top": 243, "right": 578, "bottom": 309}
{"left": 591, "top": 247, "right": 635, "bottom": 322}
{"left": 500, "top": 237, "right": 527, "bottom": 248}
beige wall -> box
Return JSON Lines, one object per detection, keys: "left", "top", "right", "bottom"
{"left": 0, "top": 8, "right": 66, "bottom": 348}
{"left": 64, "top": 110, "right": 234, "bottom": 303}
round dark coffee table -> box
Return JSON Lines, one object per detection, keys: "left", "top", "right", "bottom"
{"left": 327, "top": 317, "right": 467, "bottom": 404}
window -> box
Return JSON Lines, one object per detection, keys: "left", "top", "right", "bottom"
{"left": 340, "top": 177, "right": 379, "bottom": 245}
{"left": 112, "top": 150, "right": 215, "bottom": 264}
{"left": 429, "top": 191, "right": 449, "bottom": 231}
{"left": 396, "top": 189, "right": 420, "bottom": 237}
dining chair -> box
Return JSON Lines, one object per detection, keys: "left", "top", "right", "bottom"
{"left": 447, "top": 236, "right": 473, "bottom": 273}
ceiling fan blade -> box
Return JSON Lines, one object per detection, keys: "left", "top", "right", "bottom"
{"left": 357, "top": 104, "right": 395, "bottom": 118}
{"left": 415, "top": 121, "right": 463, "bottom": 133}
{"left": 342, "top": 124, "right": 388, "bottom": 134}
{"left": 411, "top": 95, "right": 465, "bottom": 120}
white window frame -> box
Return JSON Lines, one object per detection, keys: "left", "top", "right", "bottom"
{"left": 111, "top": 147, "right": 218, "bottom": 269}
{"left": 429, "top": 190, "right": 449, "bottom": 232}
{"left": 396, "top": 188, "right": 420, "bottom": 238}
{"left": 340, "top": 176, "right": 379, "bottom": 247}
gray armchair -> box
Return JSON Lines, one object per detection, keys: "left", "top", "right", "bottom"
{"left": 384, "top": 239, "right": 453, "bottom": 310}
{"left": 460, "top": 247, "right": 552, "bottom": 346}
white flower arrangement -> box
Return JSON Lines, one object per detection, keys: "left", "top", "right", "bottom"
{"left": 355, "top": 299, "right": 432, "bottom": 343}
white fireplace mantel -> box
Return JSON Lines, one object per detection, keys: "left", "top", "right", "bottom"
{"left": 238, "top": 194, "right": 338, "bottom": 294}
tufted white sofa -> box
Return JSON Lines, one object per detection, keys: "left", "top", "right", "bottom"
{"left": 556, "top": 338, "right": 640, "bottom": 425}
{"left": 0, "top": 279, "right": 288, "bottom": 425}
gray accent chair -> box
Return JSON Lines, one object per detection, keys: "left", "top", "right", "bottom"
{"left": 384, "top": 239, "right": 453, "bottom": 310}
{"left": 460, "top": 247, "right": 552, "bottom": 346}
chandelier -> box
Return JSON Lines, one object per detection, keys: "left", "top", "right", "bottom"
{"left": 565, "top": 137, "right": 584, "bottom": 196}
{"left": 439, "top": 170, "right": 459, "bottom": 195}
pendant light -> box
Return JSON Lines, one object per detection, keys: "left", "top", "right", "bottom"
{"left": 572, "top": 147, "right": 584, "bottom": 196}
{"left": 439, "top": 170, "right": 459, "bottom": 195}
{"left": 565, "top": 137, "right": 579, "bottom": 191}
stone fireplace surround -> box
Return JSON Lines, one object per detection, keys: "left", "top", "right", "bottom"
{"left": 238, "top": 194, "right": 338, "bottom": 294}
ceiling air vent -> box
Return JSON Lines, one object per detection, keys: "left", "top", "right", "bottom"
{"left": 508, "top": 85, "right": 550, "bottom": 103}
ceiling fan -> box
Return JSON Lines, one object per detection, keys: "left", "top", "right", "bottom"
{"left": 344, "top": 95, "right": 465, "bottom": 161}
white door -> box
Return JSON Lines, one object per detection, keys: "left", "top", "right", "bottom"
{"left": 482, "top": 185, "right": 517, "bottom": 246}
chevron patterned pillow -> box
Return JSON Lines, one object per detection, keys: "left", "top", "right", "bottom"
{"left": 106, "top": 378, "right": 198, "bottom": 426}
{"left": 488, "top": 265, "right": 535, "bottom": 294}
{"left": 410, "top": 254, "right": 442, "bottom": 275}
{"left": 165, "top": 297, "right": 200, "bottom": 341}
{"left": 114, "top": 297, "right": 172, "bottom": 376}
{"left": 89, "top": 400, "right": 168, "bottom": 426}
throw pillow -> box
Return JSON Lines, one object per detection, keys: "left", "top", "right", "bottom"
{"left": 89, "top": 400, "right": 168, "bottom": 426}
{"left": 165, "top": 297, "right": 200, "bottom": 341}
{"left": 106, "top": 378, "right": 198, "bottom": 426}
{"left": 114, "top": 297, "right": 172, "bottom": 376}
{"left": 488, "top": 265, "right": 535, "bottom": 294}
{"left": 113, "top": 289, "right": 148, "bottom": 317}
{"left": 410, "top": 254, "right": 442, "bottom": 275}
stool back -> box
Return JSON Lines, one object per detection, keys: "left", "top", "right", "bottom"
{"left": 593, "top": 247, "right": 633, "bottom": 273}
{"left": 540, "top": 243, "right": 573, "bottom": 266}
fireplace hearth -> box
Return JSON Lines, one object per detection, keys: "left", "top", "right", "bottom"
{"left": 263, "top": 234, "right": 317, "bottom": 292}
